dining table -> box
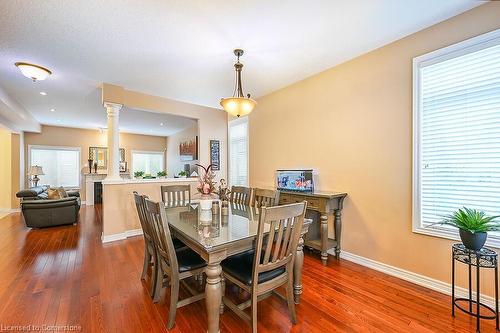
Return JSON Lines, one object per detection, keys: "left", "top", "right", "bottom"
{"left": 165, "top": 201, "right": 312, "bottom": 333}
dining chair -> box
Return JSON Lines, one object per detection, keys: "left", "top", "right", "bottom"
{"left": 133, "top": 191, "right": 158, "bottom": 297}
{"left": 230, "top": 186, "right": 252, "bottom": 205}
{"left": 221, "top": 201, "right": 307, "bottom": 333}
{"left": 161, "top": 185, "right": 191, "bottom": 207}
{"left": 144, "top": 197, "right": 207, "bottom": 329}
{"left": 252, "top": 188, "right": 280, "bottom": 208}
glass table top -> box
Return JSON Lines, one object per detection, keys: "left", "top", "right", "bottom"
{"left": 165, "top": 202, "right": 268, "bottom": 250}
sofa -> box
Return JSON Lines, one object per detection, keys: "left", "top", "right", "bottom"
{"left": 16, "top": 185, "right": 81, "bottom": 228}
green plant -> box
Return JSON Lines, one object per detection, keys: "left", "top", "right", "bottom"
{"left": 134, "top": 171, "right": 144, "bottom": 177}
{"left": 178, "top": 171, "right": 188, "bottom": 177}
{"left": 157, "top": 170, "right": 167, "bottom": 177}
{"left": 435, "top": 207, "right": 500, "bottom": 233}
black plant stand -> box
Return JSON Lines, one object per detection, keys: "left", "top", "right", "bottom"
{"left": 452, "top": 243, "right": 499, "bottom": 332}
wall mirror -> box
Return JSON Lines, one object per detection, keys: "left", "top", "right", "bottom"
{"left": 89, "top": 147, "right": 125, "bottom": 169}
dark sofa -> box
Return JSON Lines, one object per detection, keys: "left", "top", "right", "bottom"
{"left": 16, "top": 185, "right": 81, "bottom": 228}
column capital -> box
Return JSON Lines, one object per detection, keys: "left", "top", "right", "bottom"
{"left": 104, "top": 102, "right": 123, "bottom": 116}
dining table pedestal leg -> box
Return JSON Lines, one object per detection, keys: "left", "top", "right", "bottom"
{"left": 205, "top": 258, "right": 223, "bottom": 333}
{"left": 294, "top": 223, "right": 310, "bottom": 304}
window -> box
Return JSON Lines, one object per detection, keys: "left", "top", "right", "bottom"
{"left": 132, "top": 151, "right": 164, "bottom": 176}
{"left": 229, "top": 117, "right": 248, "bottom": 186}
{"left": 29, "top": 145, "right": 81, "bottom": 188}
{"left": 413, "top": 29, "right": 500, "bottom": 246}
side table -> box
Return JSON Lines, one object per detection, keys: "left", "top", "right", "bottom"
{"left": 452, "top": 243, "right": 499, "bottom": 332}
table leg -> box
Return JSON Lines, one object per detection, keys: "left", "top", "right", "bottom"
{"left": 334, "top": 208, "right": 342, "bottom": 259}
{"left": 320, "top": 214, "right": 328, "bottom": 266}
{"left": 219, "top": 275, "right": 225, "bottom": 314}
{"left": 205, "top": 262, "right": 222, "bottom": 333}
{"left": 294, "top": 235, "right": 305, "bottom": 304}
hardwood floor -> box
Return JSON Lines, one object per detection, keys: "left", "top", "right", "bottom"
{"left": 0, "top": 205, "right": 495, "bottom": 333}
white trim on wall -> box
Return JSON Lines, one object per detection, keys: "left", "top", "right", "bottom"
{"left": 337, "top": 250, "right": 497, "bottom": 309}
{"left": 102, "top": 228, "right": 143, "bottom": 243}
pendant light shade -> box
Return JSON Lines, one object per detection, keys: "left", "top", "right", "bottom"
{"left": 15, "top": 62, "right": 52, "bottom": 81}
{"left": 220, "top": 49, "right": 257, "bottom": 117}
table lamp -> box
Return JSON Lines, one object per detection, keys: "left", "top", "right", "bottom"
{"left": 28, "top": 165, "right": 44, "bottom": 187}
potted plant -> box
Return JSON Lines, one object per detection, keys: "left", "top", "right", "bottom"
{"left": 433, "top": 207, "right": 500, "bottom": 251}
{"left": 157, "top": 170, "right": 167, "bottom": 179}
{"left": 134, "top": 171, "right": 144, "bottom": 179}
{"left": 196, "top": 163, "right": 216, "bottom": 211}
{"left": 178, "top": 170, "right": 188, "bottom": 178}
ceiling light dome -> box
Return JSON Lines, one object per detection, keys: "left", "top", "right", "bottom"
{"left": 15, "top": 62, "right": 52, "bottom": 81}
{"left": 220, "top": 49, "right": 257, "bottom": 117}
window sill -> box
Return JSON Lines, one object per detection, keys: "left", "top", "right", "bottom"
{"left": 413, "top": 225, "right": 500, "bottom": 249}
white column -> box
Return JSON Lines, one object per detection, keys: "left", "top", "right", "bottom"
{"left": 104, "top": 102, "right": 122, "bottom": 181}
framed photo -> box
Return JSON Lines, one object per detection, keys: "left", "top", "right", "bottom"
{"left": 89, "top": 147, "right": 126, "bottom": 169}
{"left": 119, "top": 161, "right": 127, "bottom": 172}
{"left": 179, "top": 136, "right": 198, "bottom": 161}
{"left": 210, "top": 140, "right": 220, "bottom": 171}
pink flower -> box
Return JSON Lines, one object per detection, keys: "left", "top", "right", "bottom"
{"left": 203, "top": 183, "right": 210, "bottom": 194}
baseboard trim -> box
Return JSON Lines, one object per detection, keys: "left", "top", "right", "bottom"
{"left": 337, "top": 250, "right": 497, "bottom": 309}
{"left": 101, "top": 228, "right": 143, "bottom": 243}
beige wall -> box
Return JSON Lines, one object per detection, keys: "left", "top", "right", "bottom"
{"left": 0, "top": 128, "right": 12, "bottom": 209}
{"left": 24, "top": 125, "right": 167, "bottom": 201}
{"left": 0, "top": 128, "right": 20, "bottom": 209}
{"left": 166, "top": 124, "right": 198, "bottom": 177}
{"left": 250, "top": 3, "right": 500, "bottom": 296}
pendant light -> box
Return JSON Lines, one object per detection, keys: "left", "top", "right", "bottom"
{"left": 220, "top": 49, "right": 257, "bottom": 117}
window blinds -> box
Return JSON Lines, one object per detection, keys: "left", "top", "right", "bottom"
{"left": 30, "top": 147, "right": 80, "bottom": 187}
{"left": 229, "top": 119, "right": 248, "bottom": 186}
{"left": 419, "top": 43, "right": 500, "bottom": 226}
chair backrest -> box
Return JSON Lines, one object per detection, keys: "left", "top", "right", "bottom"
{"left": 252, "top": 201, "right": 307, "bottom": 285}
{"left": 144, "top": 198, "right": 178, "bottom": 273}
{"left": 230, "top": 186, "right": 252, "bottom": 205}
{"left": 161, "top": 185, "right": 191, "bottom": 207}
{"left": 133, "top": 191, "right": 154, "bottom": 243}
{"left": 252, "top": 188, "right": 280, "bottom": 208}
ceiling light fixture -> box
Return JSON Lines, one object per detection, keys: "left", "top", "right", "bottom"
{"left": 40, "top": 91, "right": 47, "bottom": 96}
{"left": 220, "top": 49, "right": 257, "bottom": 117}
{"left": 50, "top": 108, "right": 55, "bottom": 112}
{"left": 160, "top": 122, "right": 164, "bottom": 126}
{"left": 15, "top": 62, "right": 52, "bottom": 81}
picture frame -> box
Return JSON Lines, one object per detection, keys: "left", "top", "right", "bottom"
{"left": 179, "top": 136, "right": 198, "bottom": 161}
{"left": 119, "top": 161, "right": 127, "bottom": 172}
{"left": 210, "top": 139, "right": 220, "bottom": 171}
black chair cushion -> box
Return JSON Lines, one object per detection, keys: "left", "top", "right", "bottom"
{"left": 176, "top": 248, "right": 206, "bottom": 273}
{"left": 173, "top": 237, "right": 187, "bottom": 250}
{"left": 221, "top": 250, "right": 286, "bottom": 285}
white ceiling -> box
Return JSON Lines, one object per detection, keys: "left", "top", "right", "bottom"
{"left": 0, "top": 0, "right": 480, "bottom": 134}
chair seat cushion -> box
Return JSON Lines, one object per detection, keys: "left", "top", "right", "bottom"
{"left": 176, "top": 248, "right": 206, "bottom": 273}
{"left": 221, "top": 250, "right": 286, "bottom": 285}
{"left": 173, "top": 237, "right": 187, "bottom": 250}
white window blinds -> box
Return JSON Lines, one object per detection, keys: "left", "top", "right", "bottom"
{"left": 413, "top": 29, "right": 500, "bottom": 244}
{"left": 30, "top": 146, "right": 80, "bottom": 188}
{"left": 229, "top": 118, "right": 248, "bottom": 186}
{"left": 132, "top": 151, "right": 164, "bottom": 175}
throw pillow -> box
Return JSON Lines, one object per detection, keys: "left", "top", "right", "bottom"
{"left": 47, "top": 188, "right": 62, "bottom": 200}
{"left": 58, "top": 187, "right": 69, "bottom": 198}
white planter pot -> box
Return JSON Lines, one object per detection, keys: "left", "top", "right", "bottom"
{"left": 199, "top": 209, "right": 212, "bottom": 222}
{"left": 200, "top": 198, "right": 212, "bottom": 210}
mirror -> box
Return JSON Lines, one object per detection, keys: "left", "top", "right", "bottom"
{"left": 89, "top": 147, "right": 125, "bottom": 169}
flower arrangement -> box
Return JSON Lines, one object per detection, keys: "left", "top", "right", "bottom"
{"left": 196, "top": 164, "right": 216, "bottom": 196}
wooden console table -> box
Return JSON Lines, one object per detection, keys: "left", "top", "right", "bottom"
{"left": 279, "top": 191, "right": 347, "bottom": 265}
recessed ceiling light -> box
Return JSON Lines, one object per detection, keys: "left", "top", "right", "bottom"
{"left": 15, "top": 62, "right": 52, "bottom": 81}
{"left": 50, "top": 108, "right": 55, "bottom": 112}
{"left": 40, "top": 91, "right": 47, "bottom": 96}
{"left": 56, "top": 119, "right": 61, "bottom": 123}
{"left": 160, "top": 122, "right": 164, "bottom": 126}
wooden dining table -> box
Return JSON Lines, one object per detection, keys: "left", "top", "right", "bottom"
{"left": 165, "top": 202, "right": 312, "bottom": 333}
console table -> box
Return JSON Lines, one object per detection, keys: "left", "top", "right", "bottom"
{"left": 279, "top": 191, "right": 347, "bottom": 265}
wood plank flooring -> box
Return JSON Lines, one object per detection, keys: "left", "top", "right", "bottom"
{"left": 0, "top": 205, "right": 495, "bottom": 332}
